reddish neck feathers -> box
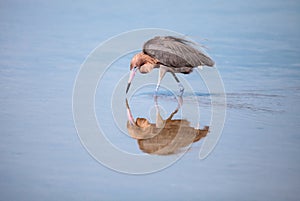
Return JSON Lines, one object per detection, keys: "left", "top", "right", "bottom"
{"left": 130, "top": 52, "right": 158, "bottom": 70}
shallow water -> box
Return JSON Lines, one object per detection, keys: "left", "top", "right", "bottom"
{"left": 1, "top": 0, "right": 300, "bottom": 200}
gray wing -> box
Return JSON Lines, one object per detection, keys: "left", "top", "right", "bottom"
{"left": 143, "top": 36, "right": 214, "bottom": 67}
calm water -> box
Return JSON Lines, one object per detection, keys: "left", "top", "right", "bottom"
{"left": 1, "top": 0, "right": 300, "bottom": 200}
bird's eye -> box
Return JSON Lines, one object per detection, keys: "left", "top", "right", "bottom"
{"left": 133, "top": 66, "right": 138, "bottom": 72}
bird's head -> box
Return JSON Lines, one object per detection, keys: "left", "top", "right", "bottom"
{"left": 126, "top": 53, "right": 159, "bottom": 93}
{"left": 126, "top": 53, "right": 157, "bottom": 93}
{"left": 130, "top": 53, "right": 144, "bottom": 71}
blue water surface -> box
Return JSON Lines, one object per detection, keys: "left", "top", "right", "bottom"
{"left": 1, "top": 0, "right": 300, "bottom": 200}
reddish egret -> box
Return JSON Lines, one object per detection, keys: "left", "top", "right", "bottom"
{"left": 126, "top": 36, "right": 214, "bottom": 94}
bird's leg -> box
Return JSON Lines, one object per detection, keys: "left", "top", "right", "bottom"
{"left": 155, "top": 67, "right": 167, "bottom": 95}
{"left": 176, "top": 95, "right": 183, "bottom": 108}
{"left": 171, "top": 72, "right": 184, "bottom": 96}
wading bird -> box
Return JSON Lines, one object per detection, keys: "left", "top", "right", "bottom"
{"left": 126, "top": 36, "right": 214, "bottom": 95}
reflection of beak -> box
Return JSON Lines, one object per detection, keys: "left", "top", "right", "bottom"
{"left": 126, "top": 67, "right": 137, "bottom": 94}
{"left": 126, "top": 99, "right": 135, "bottom": 126}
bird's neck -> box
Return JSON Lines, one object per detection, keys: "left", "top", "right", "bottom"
{"left": 139, "top": 63, "right": 158, "bottom": 74}
{"left": 134, "top": 52, "right": 159, "bottom": 73}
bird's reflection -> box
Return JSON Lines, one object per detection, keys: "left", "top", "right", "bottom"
{"left": 126, "top": 97, "right": 209, "bottom": 155}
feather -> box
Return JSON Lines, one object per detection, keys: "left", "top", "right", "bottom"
{"left": 143, "top": 36, "right": 214, "bottom": 68}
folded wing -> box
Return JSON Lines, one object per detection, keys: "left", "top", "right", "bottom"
{"left": 143, "top": 36, "right": 214, "bottom": 68}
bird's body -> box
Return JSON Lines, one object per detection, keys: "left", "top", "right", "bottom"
{"left": 126, "top": 36, "right": 214, "bottom": 94}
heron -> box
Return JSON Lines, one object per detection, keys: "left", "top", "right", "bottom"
{"left": 126, "top": 36, "right": 215, "bottom": 95}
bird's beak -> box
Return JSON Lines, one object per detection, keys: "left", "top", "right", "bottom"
{"left": 126, "top": 67, "right": 137, "bottom": 94}
{"left": 126, "top": 99, "right": 135, "bottom": 126}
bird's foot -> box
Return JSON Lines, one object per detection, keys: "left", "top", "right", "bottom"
{"left": 178, "top": 83, "right": 184, "bottom": 96}
{"left": 155, "top": 84, "right": 160, "bottom": 94}
{"left": 154, "top": 93, "right": 158, "bottom": 104}
{"left": 154, "top": 84, "right": 160, "bottom": 99}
